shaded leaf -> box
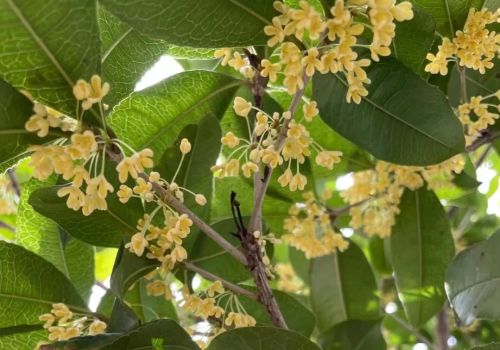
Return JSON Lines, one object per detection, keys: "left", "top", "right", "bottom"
{"left": 99, "top": 0, "right": 276, "bottom": 48}
{"left": 446, "top": 230, "right": 500, "bottom": 325}
{"left": 391, "top": 188, "right": 455, "bottom": 327}
{"left": 319, "top": 319, "right": 386, "bottom": 350}
{"left": 206, "top": 327, "right": 321, "bottom": 350}
{"left": 0, "top": 0, "right": 100, "bottom": 114}
{"left": 0, "top": 241, "right": 87, "bottom": 328}
{"left": 310, "top": 241, "right": 380, "bottom": 331}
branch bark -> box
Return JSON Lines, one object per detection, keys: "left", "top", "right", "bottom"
{"left": 436, "top": 308, "right": 450, "bottom": 350}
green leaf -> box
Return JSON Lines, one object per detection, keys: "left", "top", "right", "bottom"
{"left": 393, "top": 7, "right": 436, "bottom": 75}
{"left": 310, "top": 241, "right": 380, "bottom": 331}
{"left": 239, "top": 287, "right": 316, "bottom": 337}
{"left": 367, "top": 236, "right": 392, "bottom": 276}
{"left": 98, "top": 6, "right": 170, "bottom": 108}
{"left": 206, "top": 327, "right": 321, "bottom": 350}
{"left": 107, "top": 298, "right": 140, "bottom": 333}
{"left": 446, "top": 230, "right": 500, "bottom": 325}
{"left": 125, "top": 279, "right": 178, "bottom": 323}
{"left": 48, "top": 334, "right": 126, "bottom": 350}
{"left": 319, "top": 319, "right": 386, "bottom": 350}
{"left": 0, "top": 329, "right": 47, "bottom": 350}
{"left": 17, "top": 178, "right": 95, "bottom": 301}
{"left": 0, "top": 241, "right": 87, "bottom": 328}
{"left": 29, "top": 185, "right": 142, "bottom": 247}
{"left": 0, "top": 0, "right": 100, "bottom": 114}
{"left": 0, "top": 80, "right": 57, "bottom": 170}
{"left": 412, "top": 0, "right": 485, "bottom": 38}
{"left": 108, "top": 71, "right": 241, "bottom": 163}
{"left": 391, "top": 188, "right": 455, "bottom": 327}
{"left": 110, "top": 242, "right": 159, "bottom": 298}
{"left": 99, "top": 0, "right": 276, "bottom": 48}
{"left": 313, "top": 57, "right": 465, "bottom": 166}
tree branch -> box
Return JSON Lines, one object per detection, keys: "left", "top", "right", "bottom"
{"left": 183, "top": 261, "right": 258, "bottom": 301}
{"left": 106, "top": 151, "right": 248, "bottom": 266}
{"left": 436, "top": 307, "right": 450, "bottom": 350}
{"left": 466, "top": 129, "right": 500, "bottom": 152}
{"left": 0, "top": 220, "right": 15, "bottom": 233}
{"left": 387, "top": 313, "right": 436, "bottom": 350}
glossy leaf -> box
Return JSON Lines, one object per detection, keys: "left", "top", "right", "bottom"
{"left": 393, "top": 7, "right": 436, "bottom": 75}
{"left": 446, "top": 230, "right": 500, "bottom": 325}
{"left": 17, "top": 177, "right": 95, "bottom": 301}
{"left": 0, "top": 241, "right": 87, "bottom": 328}
{"left": 310, "top": 241, "right": 380, "bottom": 331}
{"left": 313, "top": 57, "right": 465, "bottom": 166}
{"left": 0, "top": 0, "right": 100, "bottom": 114}
{"left": 99, "top": 0, "right": 276, "bottom": 48}
{"left": 391, "top": 188, "right": 455, "bottom": 327}
{"left": 319, "top": 319, "right": 386, "bottom": 350}
{"left": 107, "top": 298, "right": 140, "bottom": 333}
{"left": 239, "top": 287, "right": 316, "bottom": 337}
{"left": 206, "top": 327, "right": 321, "bottom": 350}
{"left": 0, "top": 329, "right": 47, "bottom": 350}
{"left": 108, "top": 71, "right": 241, "bottom": 163}
{"left": 98, "top": 7, "right": 170, "bottom": 108}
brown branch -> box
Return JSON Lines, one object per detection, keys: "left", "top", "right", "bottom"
{"left": 183, "top": 261, "right": 258, "bottom": 301}
{"left": 0, "top": 220, "right": 15, "bottom": 233}
{"left": 231, "top": 193, "right": 287, "bottom": 328}
{"left": 6, "top": 168, "right": 21, "bottom": 197}
{"left": 466, "top": 129, "right": 500, "bottom": 152}
{"left": 436, "top": 307, "right": 450, "bottom": 350}
{"left": 106, "top": 151, "right": 248, "bottom": 266}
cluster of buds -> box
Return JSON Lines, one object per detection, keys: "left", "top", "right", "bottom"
{"left": 342, "top": 157, "right": 465, "bottom": 237}
{"left": 252, "top": 230, "right": 282, "bottom": 278}
{"left": 215, "top": 0, "right": 414, "bottom": 103}
{"left": 38, "top": 303, "right": 106, "bottom": 345}
{"left": 182, "top": 281, "right": 256, "bottom": 329}
{"left": 425, "top": 8, "right": 500, "bottom": 75}
{"left": 212, "top": 96, "right": 342, "bottom": 192}
{"left": 458, "top": 92, "right": 500, "bottom": 146}
{"left": 283, "top": 191, "right": 349, "bottom": 259}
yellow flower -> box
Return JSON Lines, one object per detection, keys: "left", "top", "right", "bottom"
{"left": 303, "top": 101, "right": 319, "bottom": 121}
{"left": 133, "top": 177, "right": 152, "bottom": 196}
{"left": 242, "top": 161, "right": 259, "bottom": 178}
{"left": 228, "top": 52, "right": 247, "bottom": 70}
{"left": 315, "top": 150, "right": 343, "bottom": 169}
{"left": 221, "top": 132, "right": 240, "bottom": 148}
{"left": 264, "top": 17, "right": 286, "bottom": 47}
{"left": 207, "top": 281, "right": 225, "bottom": 297}
{"left": 73, "top": 79, "right": 91, "bottom": 100}
{"left": 87, "top": 174, "right": 114, "bottom": 199}
{"left": 289, "top": 172, "right": 307, "bottom": 191}
{"left": 195, "top": 194, "right": 207, "bottom": 206}
{"left": 233, "top": 97, "right": 252, "bottom": 117}
{"left": 81, "top": 75, "right": 110, "bottom": 110}
{"left": 136, "top": 148, "right": 154, "bottom": 169}
{"left": 125, "top": 233, "right": 149, "bottom": 256}
{"left": 62, "top": 327, "right": 80, "bottom": 340}
{"left": 302, "top": 48, "right": 323, "bottom": 77}
{"left": 39, "top": 313, "right": 55, "bottom": 329}
{"left": 116, "top": 157, "right": 138, "bottom": 183}
{"left": 69, "top": 131, "right": 98, "bottom": 160}
{"left": 180, "top": 138, "right": 192, "bottom": 154}
{"left": 260, "top": 59, "right": 281, "bottom": 82}
{"left": 170, "top": 244, "right": 188, "bottom": 263}
{"left": 391, "top": 1, "right": 414, "bottom": 21}
{"left": 261, "top": 146, "right": 283, "bottom": 168}
{"left": 278, "top": 168, "right": 293, "bottom": 187}
{"left": 146, "top": 280, "right": 172, "bottom": 299}
{"left": 214, "top": 48, "right": 232, "bottom": 66}
{"left": 88, "top": 320, "right": 107, "bottom": 336}
{"left": 57, "top": 185, "right": 85, "bottom": 211}
{"left": 48, "top": 327, "right": 66, "bottom": 341}
{"left": 51, "top": 303, "right": 72, "bottom": 321}
{"left": 117, "top": 185, "right": 133, "bottom": 203}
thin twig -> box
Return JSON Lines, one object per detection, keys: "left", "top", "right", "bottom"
{"left": 466, "top": 130, "right": 500, "bottom": 152}
{"left": 6, "top": 168, "right": 21, "bottom": 197}
{"left": 183, "top": 261, "right": 258, "bottom": 301}
{"left": 0, "top": 220, "right": 15, "bottom": 233}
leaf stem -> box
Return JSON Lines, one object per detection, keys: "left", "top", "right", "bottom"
{"left": 387, "top": 313, "right": 436, "bottom": 350}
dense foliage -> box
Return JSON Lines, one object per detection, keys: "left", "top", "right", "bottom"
{"left": 0, "top": 0, "right": 499, "bottom": 349}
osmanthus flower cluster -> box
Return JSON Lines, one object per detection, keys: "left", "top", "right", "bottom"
{"left": 212, "top": 95, "right": 342, "bottom": 191}
{"left": 275, "top": 263, "right": 305, "bottom": 294}
{"left": 182, "top": 281, "right": 256, "bottom": 337}
{"left": 36, "top": 303, "right": 106, "bottom": 347}
{"left": 0, "top": 175, "right": 16, "bottom": 215}
{"left": 425, "top": 8, "right": 500, "bottom": 75}
{"left": 341, "top": 156, "right": 465, "bottom": 237}
{"left": 458, "top": 92, "right": 500, "bottom": 146}
{"left": 283, "top": 191, "right": 349, "bottom": 258}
